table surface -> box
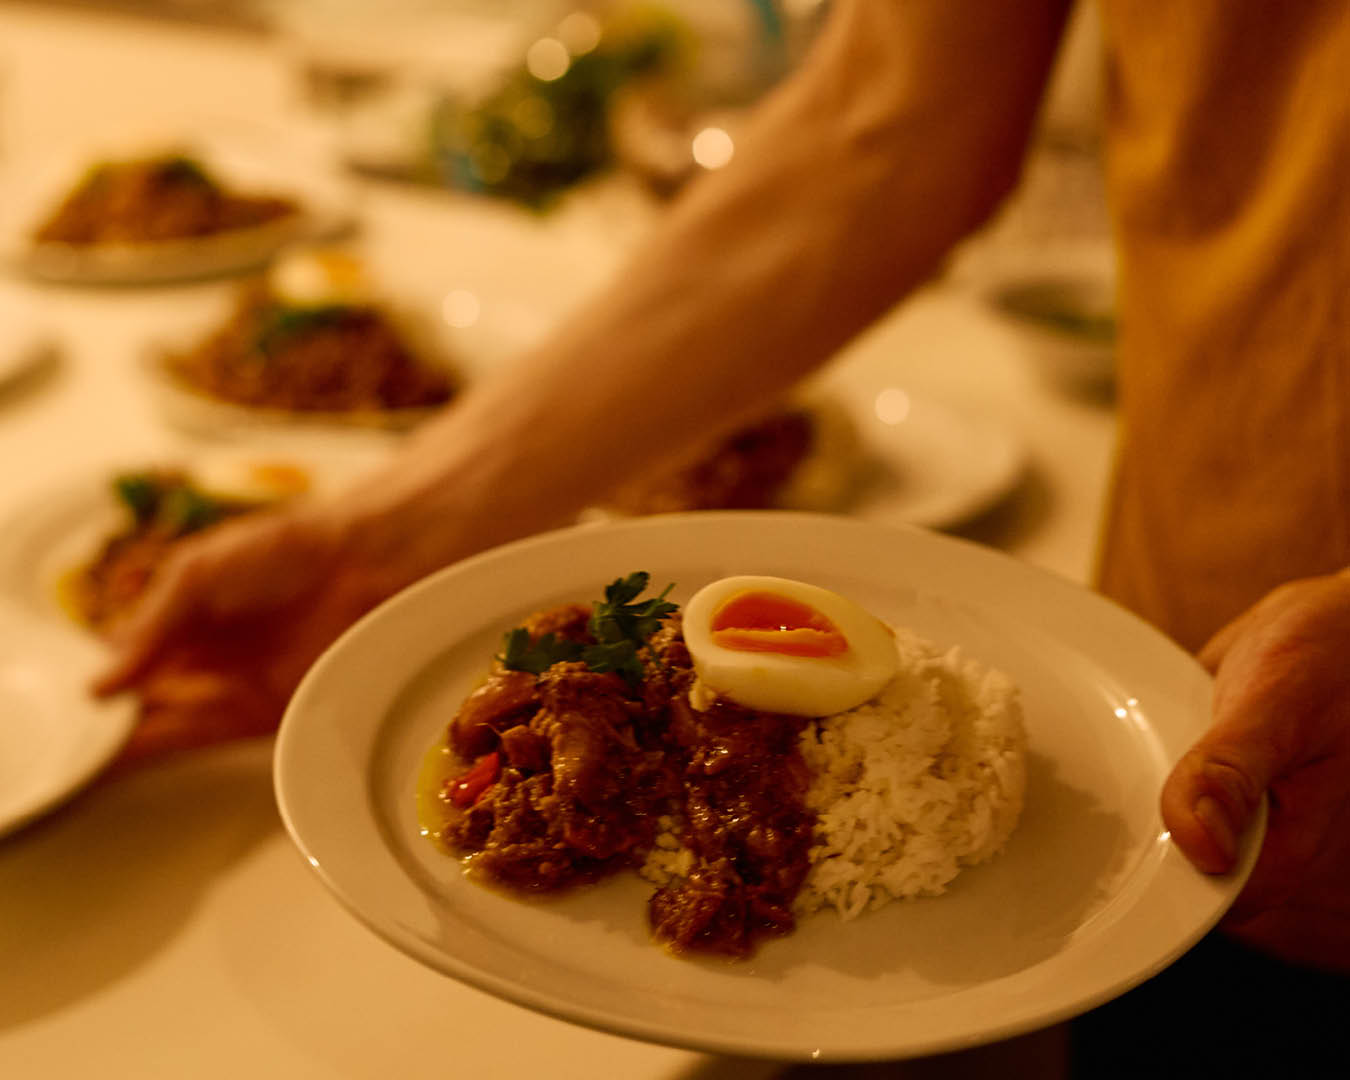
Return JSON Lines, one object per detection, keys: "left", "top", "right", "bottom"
{"left": 0, "top": 5, "right": 1117, "bottom": 1077}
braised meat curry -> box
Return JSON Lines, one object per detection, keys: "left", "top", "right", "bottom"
{"left": 424, "top": 576, "right": 816, "bottom": 958}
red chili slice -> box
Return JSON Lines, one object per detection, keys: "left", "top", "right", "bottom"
{"left": 448, "top": 750, "right": 501, "bottom": 808}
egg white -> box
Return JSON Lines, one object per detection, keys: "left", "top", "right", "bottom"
{"left": 191, "top": 457, "right": 312, "bottom": 503}
{"left": 682, "top": 575, "right": 899, "bottom": 717}
{"left": 269, "top": 247, "right": 373, "bottom": 306}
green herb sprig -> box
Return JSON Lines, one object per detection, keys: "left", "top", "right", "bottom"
{"left": 497, "top": 571, "right": 678, "bottom": 687}
{"left": 112, "top": 471, "right": 245, "bottom": 538}
{"left": 497, "top": 628, "right": 582, "bottom": 675}
{"left": 252, "top": 302, "right": 356, "bottom": 358}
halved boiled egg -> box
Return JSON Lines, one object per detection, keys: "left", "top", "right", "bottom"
{"left": 682, "top": 575, "right": 899, "bottom": 717}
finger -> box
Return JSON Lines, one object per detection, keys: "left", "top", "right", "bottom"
{"left": 1220, "top": 753, "right": 1350, "bottom": 923}
{"left": 1196, "top": 605, "right": 1257, "bottom": 673}
{"left": 1161, "top": 748, "right": 1266, "bottom": 873}
{"left": 1160, "top": 670, "right": 1285, "bottom": 875}
{"left": 107, "top": 673, "right": 280, "bottom": 771}
{"left": 91, "top": 556, "right": 202, "bottom": 697}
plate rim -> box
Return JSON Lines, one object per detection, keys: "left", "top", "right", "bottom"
{"left": 0, "top": 604, "right": 136, "bottom": 839}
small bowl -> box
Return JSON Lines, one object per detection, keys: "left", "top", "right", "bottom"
{"left": 990, "top": 273, "right": 1116, "bottom": 396}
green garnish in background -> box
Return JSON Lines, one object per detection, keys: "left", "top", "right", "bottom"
{"left": 252, "top": 302, "right": 356, "bottom": 358}
{"left": 112, "top": 472, "right": 244, "bottom": 538}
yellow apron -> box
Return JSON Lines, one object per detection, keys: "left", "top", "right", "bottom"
{"left": 1094, "top": 0, "right": 1350, "bottom": 653}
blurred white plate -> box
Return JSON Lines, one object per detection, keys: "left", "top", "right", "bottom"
{"left": 0, "top": 126, "right": 354, "bottom": 285}
{"left": 0, "top": 609, "right": 136, "bottom": 839}
{"left": 0, "top": 439, "right": 391, "bottom": 834}
{"left": 276, "top": 512, "right": 1260, "bottom": 1063}
{"left": 0, "top": 283, "right": 56, "bottom": 393}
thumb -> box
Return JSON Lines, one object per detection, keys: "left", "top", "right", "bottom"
{"left": 1160, "top": 724, "right": 1272, "bottom": 876}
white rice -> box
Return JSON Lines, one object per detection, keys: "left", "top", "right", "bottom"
{"left": 795, "top": 627, "right": 1027, "bottom": 920}
{"left": 641, "top": 627, "right": 1027, "bottom": 923}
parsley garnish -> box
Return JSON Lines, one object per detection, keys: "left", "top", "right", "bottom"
{"left": 113, "top": 472, "right": 163, "bottom": 525}
{"left": 498, "top": 628, "right": 582, "bottom": 674}
{"left": 158, "top": 484, "right": 228, "bottom": 534}
{"left": 497, "top": 571, "right": 678, "bottom": 687}
{"left": 111, "top": 471, "right": 245, "bottom": 538}
{"left": 156, "top": 156, "right": 214, "bottom": 189}
{"left": 253, "top": 302, "right": 355, "bottom": 358}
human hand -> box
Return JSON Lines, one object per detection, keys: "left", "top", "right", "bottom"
{"left": 92, "top": 503, "right": 391, "bottom": 769}
{"left": 1160, "top": 569, "right": 1350, "bottom": 970}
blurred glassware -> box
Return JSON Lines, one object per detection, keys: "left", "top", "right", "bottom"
{"left": 607, "top": 81, "right": 745, "bottom": 197}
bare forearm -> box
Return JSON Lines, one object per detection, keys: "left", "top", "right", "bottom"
{"left": 340, "top": 0, "right": 1072, "bottom": 587}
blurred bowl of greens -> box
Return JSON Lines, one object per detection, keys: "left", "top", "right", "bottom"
{"left": 987, "top": 251, "right": 1117, "bottom": 398}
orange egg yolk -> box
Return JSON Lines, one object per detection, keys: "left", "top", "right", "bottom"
{"left": 248, "top": 462, "right": 311, "bottom": 497}
{"left": 709, "top": 590, "right": 848, "bottom": 658}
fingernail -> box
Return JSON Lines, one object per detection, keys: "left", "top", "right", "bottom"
{"left": 1194, "top": 795, "right": 1238, "bottom": 867}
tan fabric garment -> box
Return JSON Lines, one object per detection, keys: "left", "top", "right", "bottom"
{"left": 1094, "top": 0, "right": 1350, "bottom": 653}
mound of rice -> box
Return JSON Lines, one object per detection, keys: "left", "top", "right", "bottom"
{"left": 795, "top": 627, "right": 1027, "bottom": 921}
{"left": 640, "top": 626, "right": 1027, "bottom": 924}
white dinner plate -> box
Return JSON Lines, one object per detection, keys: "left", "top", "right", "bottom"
{"left": 0, "top": 607, "right": 136, "bottom": 839}
{"left": 0, "top": 125, "right": 353, "bottom": 286}
{"left": 275, "top": 512, "right": 1260, "bottom": 1063}
{"left": 0, "top": 440, "right": 391, "bottom": 837}
{"left": 0, "top": 283, "right": 56, "bottom": 394}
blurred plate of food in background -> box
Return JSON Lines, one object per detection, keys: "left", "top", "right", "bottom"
{"left": 582, "top": 390, "right": 863, "bottom": 522}
{"left": 337, "top": 6, "right": 686, "bottom": 211}
{"left": 0, "top": 439, "right": 391, "bottom": 634}
{"left": 0, "top": 438, "right": 383, "bottom": 837}
{"left": 144, "top": 246, "right": 462, "bottom": 435}
{"left": 0, "top": 125, "right": 353, "bottom": 285}
{"left": 582, "top": 377, "right": 1023, "bottom": 532}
